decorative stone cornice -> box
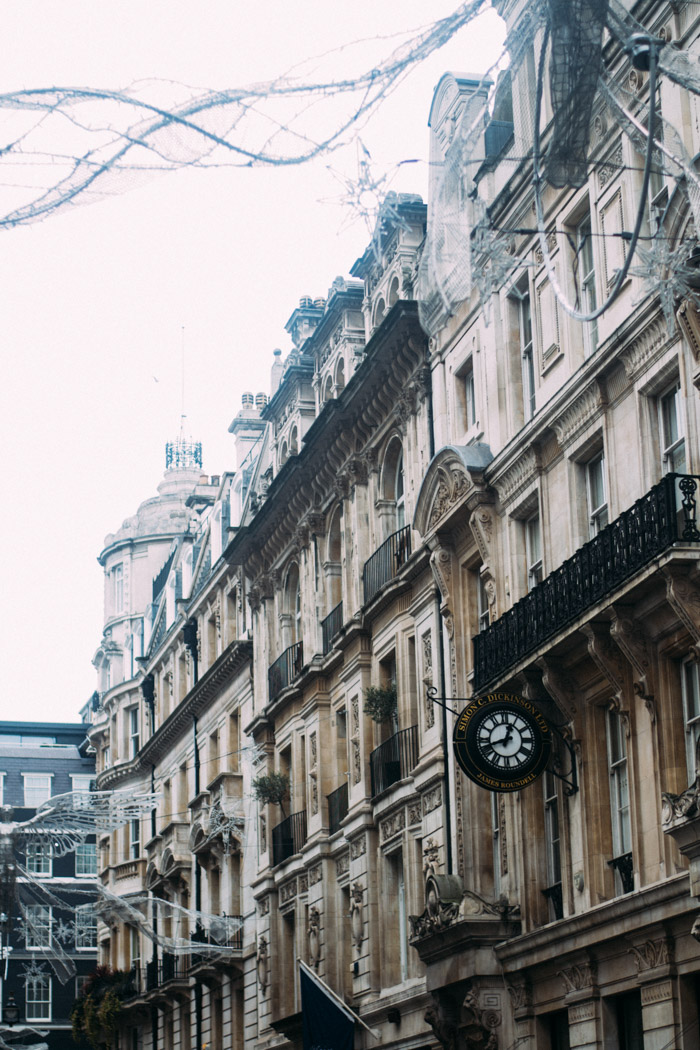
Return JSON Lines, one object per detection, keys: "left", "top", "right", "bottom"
{"left": 550, "top": 380, "right": 606, "bottom": 450}
{"left": 97, "top": 640, "right": 252, "bottom": 789}
{"left": 495, "top": 447, "right": 541, "bottom": 507}
{"left": 620, "top": 315, "right": 670, "bottom": 383}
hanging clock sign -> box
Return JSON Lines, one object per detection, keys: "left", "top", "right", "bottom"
{"left": 453, "top": 692, "right": 552, "bottom": 792}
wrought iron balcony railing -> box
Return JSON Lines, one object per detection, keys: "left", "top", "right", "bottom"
{"left": 160, "top": 950, "right": 189, "bottom": 983}
{"left": 268, "top": 640, "right": 304, "bottom": 701}
{"left": 363, "top": 525, "right": 411, "bottom": 605}
{"left": 370, "top": 724, "right": 419, "bottom": 797}
{"left": 321, "top": 601, "right": 343, "bottom": 655}
{"left": 473, "top": 474, "right": 700, "bottom": 690}
{"left": 608, "top": 852, "right": 634, "bottom": 895}
{"left": 542, "top": 883, "right": 563, "bottom": 921}
{"left": 327, "top": 782, "right": 348, "bottom": 834}
{"left": 272, "top": 810, "right": 307, "bottom": 866}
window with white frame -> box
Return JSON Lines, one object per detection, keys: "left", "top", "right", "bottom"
{"left": 681, "top": 656, "right": 700, "bottom": 780}
{"left": 395, "top": 449, "right": 406, "bottom": 530}
{"left": 129, "top": 707, "right": 140, "bottom": 759}
{"left": 25, "top": 905, "right": 52, "bottom": 949}
{"left": 586, "top": 453, "right": 609, "bottom": 536}
{"left": 129, "top": 818, "right": 141, "bottom": 860}
{"left": 25, "top": 973, "right": 51, "bottom": 1021}
{"left": 576, "top": 214, "right": 598, "bottom": 356}
{"left": 491, "top": 793, "right": 502, "bottom": 897}
{"left": 607, "top": 708, "right": 631, "bottom": 862}
{"left": 0, "top": 773, "right": 4, "bottom": 806}
{"left": 25, "top": 842, "right": 52, "bottom": 877}
{"left": 76, "top": 974, "right": 90, "bottom": 998}
{"left": 461, "top": 359, "right": 476, "bottom": 430}
{"left": 113, "top": 564, "right": 124, "bottom": 613}
{"left": 519, "top": 289, "right": 536, "bottom": 421}
{"left": 543, "top": 769, "right": 563, "bottom": 919}
{"left": 74, "top": 907, "right": 97, "bottom": 949}
{"left": 659, "top": 383, "right": 686, "bottom": 474}
{"left": 75, "top": 841, "right": 98, "bottom": 876}
{"left": 525, "top": 512, "right": 543, "bottom": 590}
{"left": 130, "top": 926, "right": 141, "bottom": 969}
{"left": 22, "top": 774, "right": 53, "bottom": 808}
{"left": 71, "top": 774, "right": 94, "bottom": 806}
{"left": 477, "top": 571, "right": 491, "bottom": 633}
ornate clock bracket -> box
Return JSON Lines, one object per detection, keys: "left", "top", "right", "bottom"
{"left": 426, "top": 686, "right": 460, "bottom": 717}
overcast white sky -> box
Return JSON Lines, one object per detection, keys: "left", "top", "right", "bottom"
{"left": 0, "top": 1, "right": 505, "bottom": 723}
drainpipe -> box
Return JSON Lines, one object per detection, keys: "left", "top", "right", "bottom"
{"left": 425, "top": 348, "right": 454, "bottom": 874}
{"left": 182, "top": 615, "right": 203, "bottom": 1048}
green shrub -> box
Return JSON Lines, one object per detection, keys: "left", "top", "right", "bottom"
{"left": 363, "top": 684, "right": 398, "bottom": 723}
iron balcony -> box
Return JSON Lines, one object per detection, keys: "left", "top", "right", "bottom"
{"left": 473, "top": 473, "right": 700, "bottom": 690}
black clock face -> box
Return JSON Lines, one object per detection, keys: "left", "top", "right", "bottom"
{"left": 453, "top": 693, "right": 552, "bottom": 792}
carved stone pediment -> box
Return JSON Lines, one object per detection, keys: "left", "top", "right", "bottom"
{"left": 414, "top": 444, "right": 494, "bottom": 538}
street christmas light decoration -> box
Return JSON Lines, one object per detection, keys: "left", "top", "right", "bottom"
{"left": 0, "top": 785, "right": 250, "bottom": 994}
{"left": 0, "top": 2, "right": 697, "bottom": 342}
{"left": 0, "top": 792, "right": 159, "bottom": 985}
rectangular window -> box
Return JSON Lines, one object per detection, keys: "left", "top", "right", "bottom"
{"left": 386, "top": 850, "right": 408, "bottom": 984}
{"left": 25, "top": 842, "right": 52, "bottom": 877}
{"left": 129, "top": 707, "right": 140, "bottom": 759}
{"left": 519, "top": 292, "right": 536, "bottom": 421}
{"left": 659, "top": 383, "right": 686, "bottom": 474}
{"left": 543, "top": 770, "right": 563, "bottom": 921}
{"left": 576, "top": 215, "right": 598, "bottom": 356}
{"left": 25, "top": 974, "right": 51, "bottom": 1021}
{"left": 76, "top": 975, "right": 90, "bottom": 998}
{"left": 477, "top": 572, "right": 491, "bottom": 632}
{"left": 607, "top": 708, "right": 632, "bottom": 887}
{"left": 681, "top": 656, "right": 700, "bottom": 780}
{"left": 130, "top": 926, "right": 141, "bottom": 969}
{"left": 23, "top": 775, "right": 53, "bottom": 808}
{"left": 491, "top": 793, "right": 502, "bottom": 897}
{"left": 129, "top": 818, "right": 141, "bottom": 860}
{"left": 75, "top": 908, "right": 97, "bottom": 950}
{"left": 525, "top": 512, "right": 543, "bottom": 590}
{"left": 25, "top": 905, "right": 52, "bottom": 949}
{"left": 113, "top": 564, "right": 124, "bottom": 613}
{"left": 462, "top": 360, "right": 476, "bottom": 430}
{"left": 76, "top": 841, "right": 98, "bottom": 877}
{"left": 586, "top": 453, "right": 609, "bottom": 536}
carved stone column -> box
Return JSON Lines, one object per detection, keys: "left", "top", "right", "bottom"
{"left": 629, "top": 934, "right": 678, "bottom": 1050}
{"left": 559, "top": 960, "right": 599, "bottom": 1050}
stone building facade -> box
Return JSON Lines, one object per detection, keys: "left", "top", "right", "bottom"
{"left": 92, "top": 1, "right": 700, "bottom": 1047}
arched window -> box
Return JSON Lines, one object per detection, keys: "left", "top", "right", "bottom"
{"left": 373, "top": 297, "right": 386, "bottom": 328}
{"left": 323, "top": 376, "right": 333, "bottom": 403}
{"left": 327, "top": 506, "right": 342, "bottom": 608}
{"left": 285, "top": 564, "right": 302, "bottom": 645}
{"left": 289, "top": 427, "right": 298, "bottom": 456}
{"left": 334, "top": 358, "right": 345, "bottom": 394}
{"left": 381, "top": 438, "right": 406, "bottom": 536}
{"left": 387, "top": 276, "right": 400, "bottom": 309}
{"left": 395, "top": 450, "right": 405, "bottom": 529}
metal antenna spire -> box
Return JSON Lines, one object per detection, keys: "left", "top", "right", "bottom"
{"left": 165, "top": 324, "right": 202, "bottom": 472}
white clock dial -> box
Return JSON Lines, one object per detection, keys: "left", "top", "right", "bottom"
{"left": 476, "top": 711, "right": 535, "bottom": 769}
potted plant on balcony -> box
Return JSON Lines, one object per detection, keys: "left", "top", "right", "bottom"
{"left": 363, "top": 683, "right": 398, "bottom": 724}
{"left": 252, "top": 771, "right": 290, "bottom": 816}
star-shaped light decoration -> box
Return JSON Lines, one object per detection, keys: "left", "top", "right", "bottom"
{"left": 629, "top": 235, "right": 700, "bottom": 335}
